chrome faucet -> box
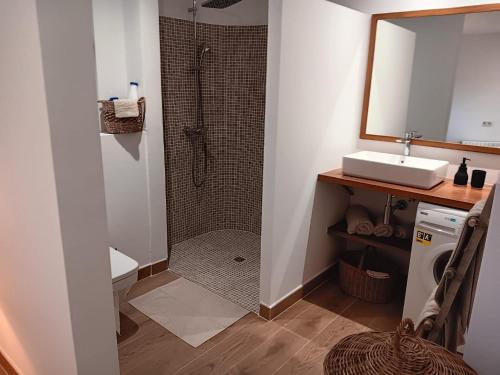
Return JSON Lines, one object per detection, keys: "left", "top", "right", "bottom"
{"left": 396, "top": 131, "right": 422, "bottom": 156}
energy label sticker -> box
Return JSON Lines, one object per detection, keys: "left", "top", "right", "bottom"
{"left": 416, "top": 230, "right": 432, "bottom": 246}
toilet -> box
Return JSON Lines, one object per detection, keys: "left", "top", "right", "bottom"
{"left": 109, "top": 247, "right": 139, "bottom": 333}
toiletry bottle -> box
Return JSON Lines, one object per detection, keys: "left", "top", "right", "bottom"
{"left": 128, "top": 82, "right": 139, "bottom": 100}
{"left": 453, "top": 157, "right": 471, "bottom": 186}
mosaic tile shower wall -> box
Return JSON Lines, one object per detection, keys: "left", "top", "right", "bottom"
{"left": 159, "top": 17, "right": 267, "bottom": 246}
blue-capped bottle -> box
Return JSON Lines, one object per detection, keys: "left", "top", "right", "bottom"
{"left": 128, "top": 82, "right": 139, "bottom": 100}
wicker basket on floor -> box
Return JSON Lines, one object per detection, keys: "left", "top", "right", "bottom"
{"left": 324, "top": 319, "right": 477, "bottom": 375}
{"left": 98, "top": 97, "right": 146, "bottom": 134}
{"left": 339, "top": 249, "right": 397, "bottom": 304}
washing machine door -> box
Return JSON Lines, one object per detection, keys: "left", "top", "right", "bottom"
{"left": 418, "top": 242, "right": 455, "bottom": 294}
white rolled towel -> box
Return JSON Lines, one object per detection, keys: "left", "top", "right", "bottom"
{"left": 114, "top": 99, "right": 139, "bottom": 118}
{"left": 345, "top": 205, "right": 374, "bottom": 236}
{"left": 374, "top": 216, "right": 393, "bottom": 238}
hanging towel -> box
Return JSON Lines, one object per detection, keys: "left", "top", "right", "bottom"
{"left": 374, "top": 216, "right": 393, "bottom": 238}
{"left": 114, "top": 99, "right": 139, "bottom": 118}
{"left": 416, "top": 286, "right": 440, "bottom": 328}
{"left": 345, "top": 205, "right": 374, "bottom": 236}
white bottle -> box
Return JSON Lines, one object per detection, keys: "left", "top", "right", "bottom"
{"left": 128, "top": 82, "right": 139, "bottom": 100}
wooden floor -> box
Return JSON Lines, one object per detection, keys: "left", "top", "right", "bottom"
{"left": 118, "top": 270, "right": 403, "bottom": 375}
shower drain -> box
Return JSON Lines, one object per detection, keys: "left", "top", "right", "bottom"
{"left": 233, "top": 256, "right": 246, "bottom": 263}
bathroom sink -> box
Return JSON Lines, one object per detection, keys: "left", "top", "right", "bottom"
{"left": 342, "top": 151, "right": 449, "bottom": 189}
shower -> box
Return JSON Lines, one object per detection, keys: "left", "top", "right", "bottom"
{"left": 185, "top": 0, "right": 244, "bottom": 187}
{"left": 160, "top": 0, "right": 266, "bottom": 313}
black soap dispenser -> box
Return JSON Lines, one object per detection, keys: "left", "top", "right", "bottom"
{"left": 454, "top": 157, "right": 471, "bottom": 186}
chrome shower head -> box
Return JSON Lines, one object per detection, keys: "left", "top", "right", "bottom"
{"left": 201, "top": 0, "right": 243, "bottom": 9}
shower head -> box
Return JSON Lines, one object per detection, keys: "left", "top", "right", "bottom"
{"left": 201, "top": 0, "right": 243, "bottom": 9}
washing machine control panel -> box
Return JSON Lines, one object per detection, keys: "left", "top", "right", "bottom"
{"left": 416, "top": 204, "right": 467, "bottom": 238}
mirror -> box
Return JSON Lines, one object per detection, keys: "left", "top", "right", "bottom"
{"left": 361, "top": 5, "right": 500, "bottom": 154}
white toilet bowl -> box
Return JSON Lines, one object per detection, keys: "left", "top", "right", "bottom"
{"left": 109, "top": 247, "right": 139, "bottom": 333}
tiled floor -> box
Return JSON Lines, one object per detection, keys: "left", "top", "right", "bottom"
{"left": 118, "top": 270, "right": 403, "bottom": 375}
{"left": 170, "top": 230, "right": 261, "bottom": 312}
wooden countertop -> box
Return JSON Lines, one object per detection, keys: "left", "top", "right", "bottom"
{"left": 318, "top": 168, "right": 492, "bottom": 210}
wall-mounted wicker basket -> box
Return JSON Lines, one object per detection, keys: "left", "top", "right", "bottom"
{"left": 98, "top": 97, "right": 146, "bottom": 134}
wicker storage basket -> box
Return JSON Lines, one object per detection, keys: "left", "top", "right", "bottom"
{"left": 98, "top": 97, "right": 146, "bottom": 134}
{"left": 339, "top": 249, "right": 397, "bottom": 303}
{"left": 324, "top": 319, "right": 477, "bottom": 375}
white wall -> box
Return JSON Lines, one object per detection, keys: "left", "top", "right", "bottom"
{"left": 0, "top": 1, "right": 118, "bottom": 374}
{"left": 93, "top": 0, "right": 168, "bottom": 267}
{"left": 159, "top": 0, "right": 268, "bottom": 25}
{"left": 367, "top": 21, "right": 415, "bottom": 137}
{"left": 447, "top": 33, "right": 500, "bottom": 143}
{"left": 465, "top": 183, "right": 500, "bottom": 374}
{"left": 261, "top": 0, "right": 370, "bottom": 307}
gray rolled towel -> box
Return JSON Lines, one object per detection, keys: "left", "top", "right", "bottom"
{"left": 345, "top": 205, "right": 374, "bottom": 236}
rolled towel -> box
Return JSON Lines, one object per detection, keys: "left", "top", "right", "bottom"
{"left": 345, "top": 205, "right": 374, "bottom": 236}
{"left": 394, "top": 224, "right": 410, "bottom": 239}
{"left": 114, "top": 99, "right": 139, "bottom": 118}
{"left": 466, "top": 199, "right": 485, "bottom": 227}
{"left": 374, "top": 216, "right": 393, "bottom": 238}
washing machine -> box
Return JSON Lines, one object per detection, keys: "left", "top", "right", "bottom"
{"left": 403, "top": 202, "right": 468, "bottom": 323}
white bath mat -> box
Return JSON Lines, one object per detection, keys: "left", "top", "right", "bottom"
{"left": 129, "top": 277, "right": 249, "bottom": 347}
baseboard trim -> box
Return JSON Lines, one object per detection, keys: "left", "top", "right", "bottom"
{"left": 0, "top": 350, "right": 18, "bottom": 375}
{"left": 259, "top": 264, "right": 336, "bottom": 320}
{"left": 138, "top": 258, "right": 169, "bottom": 281}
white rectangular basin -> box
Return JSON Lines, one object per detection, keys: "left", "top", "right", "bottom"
{"left": 343, "top": 151, "right": 449, "bottom": 189}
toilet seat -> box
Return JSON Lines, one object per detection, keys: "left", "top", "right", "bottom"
{"left": 109, "top": 247, "right": 139, "bottom": 284}
{"left": 109, "top": 247, "right": 139, "bottom": 334}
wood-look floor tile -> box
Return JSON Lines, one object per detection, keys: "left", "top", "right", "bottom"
{"left": 341, "top": 298, "right": 402, "bottom": 331}
{"left": 312, "top": 314, "right": 370, "bottom": 349}
{"left": 119, "top": 312, "right": 255, "bottom": 375}
{"left": 369, "top": 298, "right": 403, "bottom": 331}
{"left": 119, "top": 319, "right": 199, "bottom": 375}
{"left": 273, "top": 299, "right": 314, "bottom": 326}
{"left": 224, "top": 328, "right": 308, "bottom": 375}
{"left": 274, "top": 341, "right": 328, "bottom": 375}
{"left": 174, "top": 314, "right": 280, "bottom": 375}
{"left": 127, "top": 270, "right": 180, "bottom": 300}
{"left": 303, "top": 280, "right": 356, "bottom": 314}
{"left": 279, "top": 303, "right": 340, "bottom": 340}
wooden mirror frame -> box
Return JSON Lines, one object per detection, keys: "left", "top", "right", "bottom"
{"left": 360, "top": 4, "right": 500, "bottom": 155}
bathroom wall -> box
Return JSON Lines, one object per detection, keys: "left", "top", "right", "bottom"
{"left": 0, "top": 1, "right": 118, "bottom": 374}
{"left": 465, "top": 183, "right": 500, "bottom": 374}
{"left": 93, "top": 0, "right": 168, "bottom": 267}
{"left": 447, "top": 32, "right": 500, "bottom": 143}
{"left": 159, "top": 17, "right": 267, "bottom": 246}
{"left": 159, "top": 0, "right": 268, "bottom": 25}
{"left": 260, "top": 0, "right": 370, "bottom": 307}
